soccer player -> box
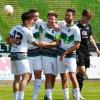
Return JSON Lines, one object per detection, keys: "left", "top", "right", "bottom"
{"left": 57, "top": 8, "right": 81, "bottom": 100}
{"left": 6, "top": 11, "right": 41, "bottom": 100}
{"left": 27, "top": 9, "right": 43, "bottom": 100}
{"left": 75, "top": 9, "right": 100, "bottom": 99}
{"left": 38, "top": 11, "right": 60, "bottom": 100}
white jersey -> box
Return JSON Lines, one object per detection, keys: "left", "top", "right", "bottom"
{"left": 39, "top": 22, "right": 58, "bottom": 42}
{"left": 28, "top": 19, "right": 43, "bottom": 50}
{"left": 39, "top": 22, "right": 59, "bottom": 57}
{"left": 35, "top": 18, "right": 43, "bottom": 27}
{"left": 58, "top": 24, "right": 81, "bottom": 51}
{"left": 28, "top": 25, "right": 40, "bottom": 50}
{"left": 10, "top": 25, "right": 35, "bottom": 52}
{"left": 57, "top": 20, "right": 66, "bottom": 28}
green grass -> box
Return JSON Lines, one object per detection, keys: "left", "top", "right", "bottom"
{"left": 0, "top": 80, "right": 100, "bottom": 100}
{"left": 0, "top": 0, "right": 100, "bottom": 41}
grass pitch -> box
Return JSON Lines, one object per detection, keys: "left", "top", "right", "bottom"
{"left": 0, "top": 80, "right": 100, "bottom": 100}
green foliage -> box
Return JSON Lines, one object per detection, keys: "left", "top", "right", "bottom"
{"left": 0, "top": 0, "right": 100, "bottom": 41}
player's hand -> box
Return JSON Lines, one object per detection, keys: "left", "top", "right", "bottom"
{"left": 60, "top": 53, "right": 66, "bottom": 61}
{"left": 96, "top": 49, "right": 100, "bottom": 57}
{"left": 53, "top": 23, "right": 60, "bottom": 32}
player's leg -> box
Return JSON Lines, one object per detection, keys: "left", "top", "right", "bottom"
{"left": 18, "top": 73, "right": 30, "bottom": 100}
{"left": 27, "top": 73, "right": 32, "bottom": 84}
{"left": 51, "top": 57, "right": 57, "bottom": 91}
{"left": 27, "top": 57, "right": 34, "bottom": 84}
{"left": 76, "top": 57, "right": 89, "bottom": 99}
{"left": 13, "top": 75, "right": 20, "bottom": 100}
{"left": 76, "top": 55, "right": 86, "bottom": 93}
{"left": 67, "top": 57, "right": 80, "bottom": 100}
{"left": 16, "top": 59, "right": 30, "bottom": 100}
{"left": 32, "top": 70, "right": 42, "bottom": 100}
{"left": 11, "top": 60, "right": 20, "bottom": 100}
{"left": 60, "top": 73, "right": 69, "bottom": 100}
{"left": 51, "top": 75, "right": 56, "bottom": 89}
{"left": 32, "top": 56, "right": 43, "bottom": 100}
{"left": 57, "top": 56, "right": 69, "bottom": 100}
{"left": 76, "top": 66, "right": 86, "bottom": 92}
{"left": 43, "top": 56, "right": 53, "bottom": 100}
{"left": 69, "top": 72, "right": 80, "bottom": 100}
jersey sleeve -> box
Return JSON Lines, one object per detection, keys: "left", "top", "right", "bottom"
{"left": 27, "top": 30, "right": 35, "bottom": 43}
{"left": 74, "top": 26, "right": 81, "bottom": 42}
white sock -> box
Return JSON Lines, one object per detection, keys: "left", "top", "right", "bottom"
{"left": 32, "top": 79, "right": 42, "bottom": 100}
{"left": 13, "top": 91, "right": 18, "bottom": 100}
{"left": 46, "top": 89, "right": 52, "bottom": 100}
{"left": 18, "top": 91, "right": 24, "bottom": 100}
{"left": 63, "top": 88, "right": 69, "bottom": 100}
{"left": 73, "top": 88, "right": 80, "bottom": 100}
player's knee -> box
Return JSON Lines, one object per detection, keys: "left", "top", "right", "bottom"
{"left": 60, "top": 74, "right": 67, "bottom": 82}
{"left": 34, "top": 71, "right": 42, "bottom": 79}
{"left": 76, "top": 72, "right": 84, "bottom": 83}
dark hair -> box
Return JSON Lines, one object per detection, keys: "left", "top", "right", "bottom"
{"left": 48, "top": 11, "right": 58, "bottom": 18}
{"left": 28, "top": 9, "right": 39, "bottom": 17}
{"left": 29, "top": 9, "right": 38, "bottom": 13}
{"left": 82, "top": 9, "right": 93, "bottom": 19}
{"left": 66, "top": 8, "right": 76, "bottom": 16}
{"left": 21, "top": 11, "right": 33, "bottom": 23}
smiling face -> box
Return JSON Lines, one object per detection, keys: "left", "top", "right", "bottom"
{"left": 32, "top": 12, "right": 39, "bottom": 22}
{"left": 47, "top": 11, "right": 58, "bottom": 28}
{"left": 65, "top": 11, "right": 74, "bottom": 24}
{"left": 47, "top": 15, "right": 57, "bottom": 27}
{"left": 65, "top": 8, "right": 76, "bottom": 24}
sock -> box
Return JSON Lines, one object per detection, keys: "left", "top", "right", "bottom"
{"left": 32, "top": 79, "right": 42, "bottom": 100}
{"left": 13, "top": 91, "right": 18, "bottom": 100}
{"left": 46, "top": 89, "right": 52, "bottom": 100}
{"left": 76, "top": 73, "right": 84, "bottom": 92}
{"left": 73, "top": 88, "right": 80, "bottom": 100}
{"left": 63, "top": 88, "right": 69, "bottom": 100}
{"left": 18, "top": 91, "right": 24, "bottom": 100}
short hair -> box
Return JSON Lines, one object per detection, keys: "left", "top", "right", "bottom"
{"left": 28, "top": 9, "right": 39, "bottom": 17}
{"left": 28, "top": 9, "right": 39, "bottom": 13}
{"left": 21, "top": 11, "right": 33, "bottom": 23}
{"left": 66, "top": 8, "right": 76, "bottom": 16}
{"left": 82, "top": 9, "right": 93, "bottom": 19}
{"left": 47, "top": 11, "right": 58, "bottom": 18}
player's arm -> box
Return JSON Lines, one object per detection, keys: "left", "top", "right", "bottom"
{"left": 27, "top": 30, "right": 41, "bottom": 47}
{"left": 32, "top": 41, "right": 41, "bottom": 47}
{"left": 60, "top": 41, "right": 80, "bottom": 61}
{"left": 39, "top": 39, "right": 60, "bottom": 48}
{"left": 89, "top": 35, "right": 100, "bottom": 56}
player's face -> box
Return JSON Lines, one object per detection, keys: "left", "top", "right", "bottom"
{"left": 33, "top": 12, "right": 39, "bottom": 22}
{"left": 25, "top": 18, "right": 34, "bottom": 27}
{"left": 65, "top": 12, "right": 74, "bottom": 24}
{"left": 82, "top": 16, "right": 91, "bottom": 24}
{"left": 47, "top": 15, "right": 57, "bottom": 26}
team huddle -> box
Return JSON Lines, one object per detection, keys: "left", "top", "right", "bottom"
{"left": 6, "top": 8, "right": 100, "bottom": 100}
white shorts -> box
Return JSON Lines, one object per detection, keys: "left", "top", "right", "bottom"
{"left": 11, "top": 59, "right": 30, "bottom": 75}
{"left": 28, "top": 56, "right": 43, "bottom": 73}
{"left": 42, "top": 56, "right": 58, "bottom": 75}
{"left": 57, "top": 56, "right": 77, "bottom": 73}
